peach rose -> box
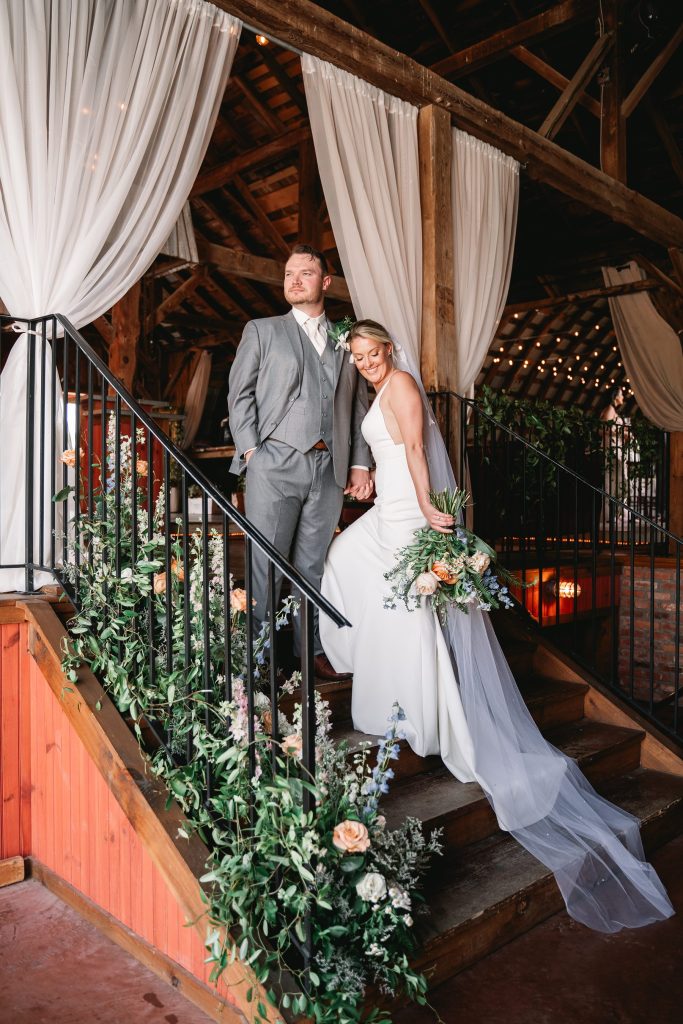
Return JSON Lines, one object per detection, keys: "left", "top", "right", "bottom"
{"left": 171, "top": 558, "right": 185, "bottom": 582}
{"left": 282, "top": 733, "right": 303, "bottom": 758}
{"left": 332, "top": 819, "right": 370, "bottom": 854}
{"left": 136, "top": 459, "right": 148, "bottom": 477}
{"left": 153, "top": 572, "right": 167, "bottom": 594}
{"left": 60, "top": 448, "right": 84, "bottom": 468}
{"left": 431, "top": 560, "right": 459, "bottom": 585}
{"left": 230, "top": 588, "right": 248, "bottom": 613}
{"left": 415, "top": 571, "right": 439, "bottom": 595}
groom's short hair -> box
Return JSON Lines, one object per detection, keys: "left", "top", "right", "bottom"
{"left": 289, "top": 243, "right": 329, "bottom": 275}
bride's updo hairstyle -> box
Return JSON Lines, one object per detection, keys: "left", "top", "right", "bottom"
{"left": 348, "top": 319, "right": 394, "bottom": 354}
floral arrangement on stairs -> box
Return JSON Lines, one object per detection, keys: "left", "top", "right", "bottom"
{"left": 58, "top": 422, "right": 442, "bottom": 1024}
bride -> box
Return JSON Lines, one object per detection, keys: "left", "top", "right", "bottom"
{"left": 320, "top": 318, "right": 673, "bottom": 934}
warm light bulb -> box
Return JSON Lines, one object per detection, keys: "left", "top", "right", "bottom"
{"left": 255, "top": 33, "right": 270, "bottom": 45}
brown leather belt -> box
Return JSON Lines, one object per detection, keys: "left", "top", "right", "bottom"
{"left": 311, "top": 439, "right": 328, "bottom": 451}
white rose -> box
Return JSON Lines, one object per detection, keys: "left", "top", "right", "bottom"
{"left": 356, "top": 872, "right": 387, "bottom": 904}
{"left": 120, "top": 567, "right": 133, "bottom": 581}
{"left": 468, "top": 551, "right": 491, "bottom": 575}
{"left": 414, "top": 571, "right": 439, "bottom": 595}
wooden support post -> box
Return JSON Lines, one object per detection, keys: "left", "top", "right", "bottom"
{"left": 109, "top": 281, "right": 141, "bottom": 393}
{"left": 418, "top": 105, "right": 455, "bottom": 393}
{"left": 669, "top": 433, "right": 683, "bottom": 545}
{"left": 298, "top": 134, "right": 322, "bottom": 247}
{"left": 601, "top": 0, "right": 626, "bottom": 183}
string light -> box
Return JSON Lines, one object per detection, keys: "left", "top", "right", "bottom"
{"left": 255, "top": 33, "right": 270, "bottom": 45}
{"left": 594, "top": 325, "right": 601, "bottom": 330}
{"left": 574, "top": 331, "right": 579, "bottom": 336}
{"left": 513, "top": 312, "right": 520, "bottom": 318}
{"left": 517, "top": 344, "right": 523, "bottom": 350}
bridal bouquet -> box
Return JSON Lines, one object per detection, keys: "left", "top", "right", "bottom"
{"left": 384, "top": 488, "right": 516, "bottom": 620}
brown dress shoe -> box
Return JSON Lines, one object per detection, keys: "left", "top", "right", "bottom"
{"left": 313, "top": 653, "right": 352, "bottom": 681}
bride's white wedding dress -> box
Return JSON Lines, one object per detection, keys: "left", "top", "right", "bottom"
{"left": 321, "top": 379, "right": 476, "bottom": 782}
{"left": 321, "top": 377, "right": 674, "bottom": 934}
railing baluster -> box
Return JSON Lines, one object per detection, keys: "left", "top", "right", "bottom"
{"left": 300, "top": 596, "right": 316, "bottom": 813}
{"left": 245, "top": 536, "right": 257, "bottom": 796}
{"left": 25, "top": 323, "right": 36, "bottom": 592}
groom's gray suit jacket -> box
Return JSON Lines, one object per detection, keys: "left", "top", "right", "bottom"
{"left": 228, "top": 311, "right": 370, "bottom": 488}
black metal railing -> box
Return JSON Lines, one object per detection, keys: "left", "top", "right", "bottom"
{"left": 430, "top": 391, "right": 681, "bottom": 744}
{"left": 0, "top": 313, "right": 349, "bottom": 969}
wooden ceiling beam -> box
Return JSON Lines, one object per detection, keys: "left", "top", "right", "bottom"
{"left": 503, "top": 278, "right": 658, "bottom": 316}
{"left": 621, "top": 22, "right": 683, "bottom": 120}
{"left": 600, "top": 0, "right": 626, "bottom": 183}
{"left": 196, "top": 238, "right": 352, "bottom": 302}
{"left": 512, "top": 46, "right": 601, "bottom": 118}
{"left": 431, "top": 0, "right": 594, "bottom": 78}
{"left": 233, "top": 75, "right": 288, "bottom": 136}
{"left": 231, "top": 173, "right": 291, "bottom": 257}
{"left": 215, "top": 0, "right": 683, "bottom": 250}
{"left": 191, "top": 125, "right": 310, "bottom": 197}
{"left": 146, "top": 269, "right": 207, "bottom": 333}
{"left": 256, "top": 41, "right": 307, "bottom": 115}
{"left": 538, "top": 31, "right": 614, "bottom": 140}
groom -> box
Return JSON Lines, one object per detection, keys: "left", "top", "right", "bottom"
{"left": 228, "top": 244, "right": 372, "bottom": 679}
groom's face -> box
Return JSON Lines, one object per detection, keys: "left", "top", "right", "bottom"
{"left": 284, "top": 253, "right": 330, "bottom": 308}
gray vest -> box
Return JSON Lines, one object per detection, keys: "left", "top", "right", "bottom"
{"left": 270, "top": 325, "right": 335, "bottom": 453}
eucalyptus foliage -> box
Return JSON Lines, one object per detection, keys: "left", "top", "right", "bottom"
{"left": 58, "top": 421, "right": 441, "bottom": 1024}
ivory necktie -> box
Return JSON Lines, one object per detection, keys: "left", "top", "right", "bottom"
{"left": 304, "top": 317, "right": 327, "bottom": 357}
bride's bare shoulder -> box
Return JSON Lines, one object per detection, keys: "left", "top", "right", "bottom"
{"left": 390, "top": 370, "right": 419, "bottom": 394}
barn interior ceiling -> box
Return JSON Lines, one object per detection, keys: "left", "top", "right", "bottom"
{"left": 81, "top": 0, "right": 682, "bottom": 426}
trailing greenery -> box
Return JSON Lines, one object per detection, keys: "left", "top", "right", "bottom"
{"left": 477, "top": 385, "right": 663, "bottom": 476}
{"left": 58, "top": 422, "right": 441, "bottom": 1024}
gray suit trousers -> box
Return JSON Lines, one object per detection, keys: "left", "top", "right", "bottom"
{"left": 244, "top": 439, "right": 344, "bottom": 655}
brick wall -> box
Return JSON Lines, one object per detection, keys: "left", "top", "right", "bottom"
{"left": 619, "top": 564, "right": 682, "bottom": 701}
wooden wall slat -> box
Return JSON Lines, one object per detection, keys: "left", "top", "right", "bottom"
{"left": 0, "top": 622, "right": 238, "bottom": 1013}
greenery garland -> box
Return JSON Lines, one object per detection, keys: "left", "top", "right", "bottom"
{"left": 58, "top": 422, "right": 442, "bottom": 1024}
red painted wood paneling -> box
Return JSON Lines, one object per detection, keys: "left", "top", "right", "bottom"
{"left": 0, "top": 622, "right": 230, "bottom": 999}
{"left": 0, "top": 622, "right": 31, "bottom": 858}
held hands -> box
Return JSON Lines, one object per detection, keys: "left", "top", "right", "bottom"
{"left": 421, "top": 499, "right": 454, "bottom": 534}
{"left": 344, "top": 467, "right": 373, "bottom": 501}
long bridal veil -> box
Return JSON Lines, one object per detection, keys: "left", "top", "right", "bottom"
{"left": 394, "top": 343, "right": 673, "bottom": 932}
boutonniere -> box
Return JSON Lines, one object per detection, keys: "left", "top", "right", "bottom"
{"left": 327, "top": 315, "right": 354, "bottom": 353}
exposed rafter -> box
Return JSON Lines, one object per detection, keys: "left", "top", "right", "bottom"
{"left": 191, "top": 126, "right": 310, "bottom": 197}
{"left": 622, "top": 22, "right": 683, "bottom": 120}
{"left": 195, "top": 238, "right": 351, "bottom": 301}
{"left": 431, "top": 0, "right": 594, "bottom": 79}
{"left": 215, "top": 0, "right": 683, "bottom": 249}
{"left": 502, "top": 278, "right": 659, "bottom": 317}
{"left": 512, "top": 46, "right": 601, "bottom": 118}
{"left": 538, "top": 31, "right": 613, "bottom": 140}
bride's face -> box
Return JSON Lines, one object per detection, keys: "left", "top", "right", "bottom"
{"left": 350, "top": 335, "right": 393, "bottom": 386}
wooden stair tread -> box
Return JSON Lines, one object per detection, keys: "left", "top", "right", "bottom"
{"left": 517, "top": 674, "right": 588, "bottom": 703}
{"left": 419, "top": 768, "right": 683, "bottom": 946}
{"left": 543, "top": 718, "right": 644, "bottom": 764}
{"left": 381, "top": 719, "right": 650, "bottom": 839}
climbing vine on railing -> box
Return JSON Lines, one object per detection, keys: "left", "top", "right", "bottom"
{"left": 58, "top": 423, "right": 441, "bottom": 1024}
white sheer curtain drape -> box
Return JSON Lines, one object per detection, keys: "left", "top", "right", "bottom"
{"left": 602, "top": 261, "right": 683, "bottom": 431}
{"left": 301, "top": 54, "right": 422, "bottom": 364}
{"left": 305, "top": 54, "right": 672, "bottom": 933}
{"left": 181, "top": 351, "right": 213, "bottom": 449}
{"left": 0, "top": 0, "right": 241, "bottom": 591}
{"left": 452, "top": 129, "right": 519, "bottom": 394}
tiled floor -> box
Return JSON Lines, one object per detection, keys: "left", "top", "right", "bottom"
{"left": 0, "top": 879, "right": 215, "bottom": 1024}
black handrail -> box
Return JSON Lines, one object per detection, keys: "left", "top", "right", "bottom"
{"left": 430, "top": 390, "right": 681, "bottom": 745}
{"left": 0, "top": 312, "right": 353, "bottom": 975}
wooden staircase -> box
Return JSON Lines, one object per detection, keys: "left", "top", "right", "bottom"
{"left": 305, "top": 612, "right": 683, "bottom": 996}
